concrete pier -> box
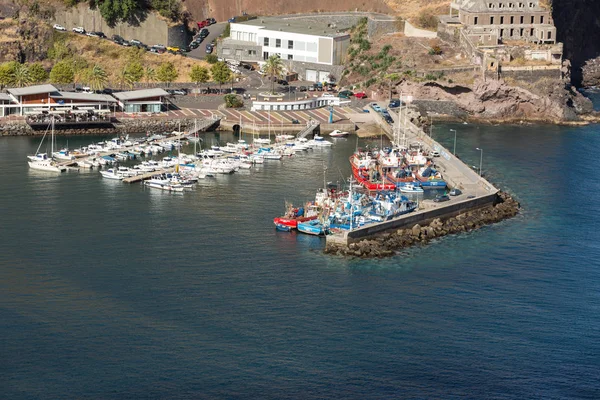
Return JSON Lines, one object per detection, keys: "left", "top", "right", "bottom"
{"left": 325, "top": 103, "right": 499, "bottom": 248}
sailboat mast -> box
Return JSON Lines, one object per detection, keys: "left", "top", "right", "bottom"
{"left": 51, "top": 116, "right": 54, "bottom": 155}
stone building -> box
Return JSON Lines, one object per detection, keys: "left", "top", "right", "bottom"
{"left": 444, "top": 0, "right": 556, "bottom": 44}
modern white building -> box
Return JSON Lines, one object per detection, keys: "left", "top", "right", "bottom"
{"left": 219, "top": 17, "right": 351, "bottom": 82}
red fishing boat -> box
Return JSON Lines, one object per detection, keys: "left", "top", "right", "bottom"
{"left": 273, "top": 203, "right": 319, "bottom": 231}
{"left": 350, "top": 154, "right": 396, "bottom": 191}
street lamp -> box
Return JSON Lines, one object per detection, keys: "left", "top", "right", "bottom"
{"left": 450, "top": 129, "right": 457, "bottom": 155}
{"left": 476, "top": 147, "right": 483, "bottom": 177}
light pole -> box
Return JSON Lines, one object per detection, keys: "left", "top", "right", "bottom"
{"left": 476, "top": 147, "right": 483, "bottom": 177}
{"left": 450, "top": 129, "right": 457, "bottom": 155}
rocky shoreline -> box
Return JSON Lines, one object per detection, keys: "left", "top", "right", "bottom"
{"left": 324, "top": 191, "right": 520, "bottom": 258}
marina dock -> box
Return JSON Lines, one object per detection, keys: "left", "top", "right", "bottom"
{"left": 122, "top": 168, "right": 175, "bottom": 183}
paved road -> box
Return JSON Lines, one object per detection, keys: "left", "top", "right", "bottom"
{"left": 187, "top": 22, "right": 227, "bottom": 60}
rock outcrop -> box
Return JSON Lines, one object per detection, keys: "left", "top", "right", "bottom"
{"left": 324, "top": 192, "right": 520, "bottom": 259}
{"left": 398, "top": 78, "right": 592, "bottom": 123}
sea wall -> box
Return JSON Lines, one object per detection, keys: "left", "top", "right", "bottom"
{"left": 325, "top": 192, "right": 520, "bottom": 258}
{"left": 0, "top": 118, "right": 219, "bottom": 136}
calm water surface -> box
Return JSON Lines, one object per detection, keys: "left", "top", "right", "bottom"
{"left": 1, "top": 125, "right": 599, "bottom": 399}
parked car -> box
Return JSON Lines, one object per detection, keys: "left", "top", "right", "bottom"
{"left": 449, "top": 188, "right": 462, "bottom": 196}
{"left": 362, "top": 109, "right": 370, "bottom": 113}
{"left": 388, "top": 98, "right": 402, "bottom": 108}
{"left": 102, "top": 88, "right": 114, "bottom": 94}
{"left": 205, "top": 44, "right": 213, "bottom": 54}
{"left": 121, "top": 40, "right": 131, "bottom": 47}
{"left": 167, "top": 46, "right": 180, "bottom": 52}
{"left": 208, "top": 17, "right": 216, "bottom": 24}
{"left": 72, "top": 26, "right": 85, "bottom": 34}
{"left": 112, "top": 35, "right": 124, "bottom": 44}
{"left": 170, "top": 89, "right": 187, "bottom": 95}
{"left": 130, "top": 39, "right": 142, "bottom": 46}
{"left": 189, "top": 41, "right": 200, "bottom": 49}
{"left": 370, "top": 103, "right": 382, "bottom": 112}
{"left": 93, "top": 31, "right": 106, "bottom": 38}
{"left": 433, "top": 194, "right": 451, "bottom": 203}
{"left": 354, "top": 92, "right": 367, "bottom": 99}
{"left": 321, "top": 93, "right": 335, "bottom": 97}
{"left": 338, "top": 90, "right": 353, "bottom": 97}
{"left": 53, "top": 24, "right": 66, "bottom": 31}
{"left": 278, "top": 79, "right": 289, "bottom": 86}
{"left": 431, "top": 151, "right": 440, "bottom": 157}
{"left": 228, "top": 17, "right": 236, "bottom": 23}
{"left": 85, "top": 31, "right": 99, "bottom": 38}
{"left": 197, "top": 20, "right": 209, "bottom": 28}
{"left": 298, "top": 86, "right": 307, "bottom": 92}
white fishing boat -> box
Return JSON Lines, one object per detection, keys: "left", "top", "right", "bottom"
{"left": 27, "top": 118, "right": 67, "bottom": 173}
{"left": 253, "top": 137, "right": 271, "bottom": 145}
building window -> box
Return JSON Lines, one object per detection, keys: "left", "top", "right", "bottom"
{"left": 264, "top": 37, "right": 269, "bottom": 46}
{"left": 520, "top": 28, "right": 524, "bottom": 36}
{"left": 263, "top": 51, "right": 269, "bottom": 60}
{"left": 520, "top": 16, "right": 524, "bottom": 24}
{"left": 500, "top": 16, "right": 504, "bottom": 24}
{"left": 288, "top": 54, "right": 293, "bottom": 60}
{"left": 490, "top": 16, "right": 494, "bottom": 24}
{"left": 531, "top": 16, "right": 534, "bottom": 23}
{"left": 530, "top": 28, "right": 534, "bottom": 36}
{"left": 248, "top": 50, "right": 257, "bottom": 56}
{"left": 288, "top": 40, "right": 293, "bottom": 49}
{"left": 276, "top": 39, "right": 281, "bottom": 48}
{"left": 510, "top": 16, "right": 514, "bottom": 24}
{"left": 540, "top": 16, "right": 544, "bottom": 24}
{"left": 474, "top": 16, "right": 478, "bottom": 25}
{"left": 547, "top": 31, "right": 552, "bottom": 39}
{"left": 510, "top": 28, "right": 514, "bottom": 36}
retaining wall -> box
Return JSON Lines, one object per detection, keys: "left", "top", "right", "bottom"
{"left": 499, "top": 65, "right": 562, "bottom": 82}
{"left": 54, "top": 5, "right": 190, "bottom": 47}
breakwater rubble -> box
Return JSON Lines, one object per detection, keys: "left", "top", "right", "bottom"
{"left": 324, "top": 191, "right": 520, "bottom": 258}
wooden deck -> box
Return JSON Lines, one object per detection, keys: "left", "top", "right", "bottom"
{"left": 122, "top": 168, "right": 175, "bottom": 183}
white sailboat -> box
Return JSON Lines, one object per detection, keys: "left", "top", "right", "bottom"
{"left": 27, "top": 117, "right": 67, "bottom": 173}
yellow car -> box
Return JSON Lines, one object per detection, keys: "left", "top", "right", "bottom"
{"left": 167, "top": 46, "right": 180, "bottom": 52}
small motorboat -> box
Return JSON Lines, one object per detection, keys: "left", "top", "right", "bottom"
{"left": 329, "top": 129, "right": 349, "bottom": 138}
{"left": 399, "top": 183, "right": 424, "bottom": 194}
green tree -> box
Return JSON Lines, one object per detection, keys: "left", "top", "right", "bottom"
{"left": 124, "top": 60, "right": 144, "bottom": 86}
{"left": 210, "top": 61, "right": 232, "bottom": 93}
{"left": 85, "top": 64, "right": 108, "bottom": 91}
{"left": 50, "top": 61, "right": 75, "bottom": 84}
{"left": 222, "top": 23, "right": 231, "bottom": 38}
{"left": 189, "top": 65, "right": 209, "bottom": 95}
{"left": 28, "top": 63, "right": 49, "bottom": 84}
{"left": 262, "top": 54, "right": 283, "bottom": 94}
{"left": 12, "top": 63, "right": 32, "bottom": 88}
{"left": 150, "top": 0, "right": 182, "bottom": 21}
{"left": 0, "top": 61, "right": 19, "bottom": 88}
{"left": 144, "top": 66, "right": 156, "bottom": 87}
{"left": 97, "top": 0, "right": 141, "bottom": 26}
{"left": 205, "top": 54, "right": 218, "bottom": 64}
{"left": 224, "top": 93, "right": 243, "bottom": 108}
{"left": 48, "top": 40, "right": 72, "bottom": 61}
{"left": 156, "top": 62, "right": 178, "bottom": 86}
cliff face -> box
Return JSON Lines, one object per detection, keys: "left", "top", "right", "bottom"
{"left": 552, "top": 0, "right": 600, "bottom": 86}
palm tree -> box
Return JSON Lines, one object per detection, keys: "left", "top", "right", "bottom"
{"left": 263, "top": 55, "right": 284, "bottom": 94}
{"left": 115, "top": 68, "right": 135, "bottom": 90}
{"left": 145, "top": 66, "right": 156, "bottom": 88}
{"left": 13, "top": 63, "right": 31, "bottom": 88}
{"left": 87, "top": 64, "right": 108, "bottom": 92}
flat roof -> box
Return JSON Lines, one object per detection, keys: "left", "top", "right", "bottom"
{"left": 51, "top": 92, "right": 117, "bottom": 103}
{"left": 234, "top": 17, "right": 351, "bottom": 38}
{"left": 112, "top": 88, "right": 170, "bottom": 101}
{"left": 7, "top": 84, "right": 58, "bottom": 97}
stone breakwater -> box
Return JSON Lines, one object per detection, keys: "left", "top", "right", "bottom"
{"left": 324, "top": 192, "right": 520, "bottom": 258}
{"left": 0, "top": 118, "right": 205, "bottom": 136}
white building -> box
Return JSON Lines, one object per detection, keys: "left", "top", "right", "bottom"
{"left": 220, "top": 17, "right": 350, "bottom": 82}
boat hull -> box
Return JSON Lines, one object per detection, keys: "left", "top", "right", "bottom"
{"left": 273, "top": 215, "right": 317, "bottom": 229}
{"left": 297, "top": 220, "right": 328, "bottom": 236}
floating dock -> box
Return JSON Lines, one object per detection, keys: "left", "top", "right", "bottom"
{"left": 122, "top": 168, "right": 175, "bottom": 184}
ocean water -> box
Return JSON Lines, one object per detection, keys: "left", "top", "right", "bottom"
{"left": 0, "top": 124, "right": 599, "bottom": 399}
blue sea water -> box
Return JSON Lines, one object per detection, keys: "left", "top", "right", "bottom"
{"left": 0, "top": 123, "right": 599, "bottom": 399}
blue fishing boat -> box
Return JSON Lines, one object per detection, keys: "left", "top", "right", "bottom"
{"left": 297, "top": 219, "right": 329, "bottom": 236}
